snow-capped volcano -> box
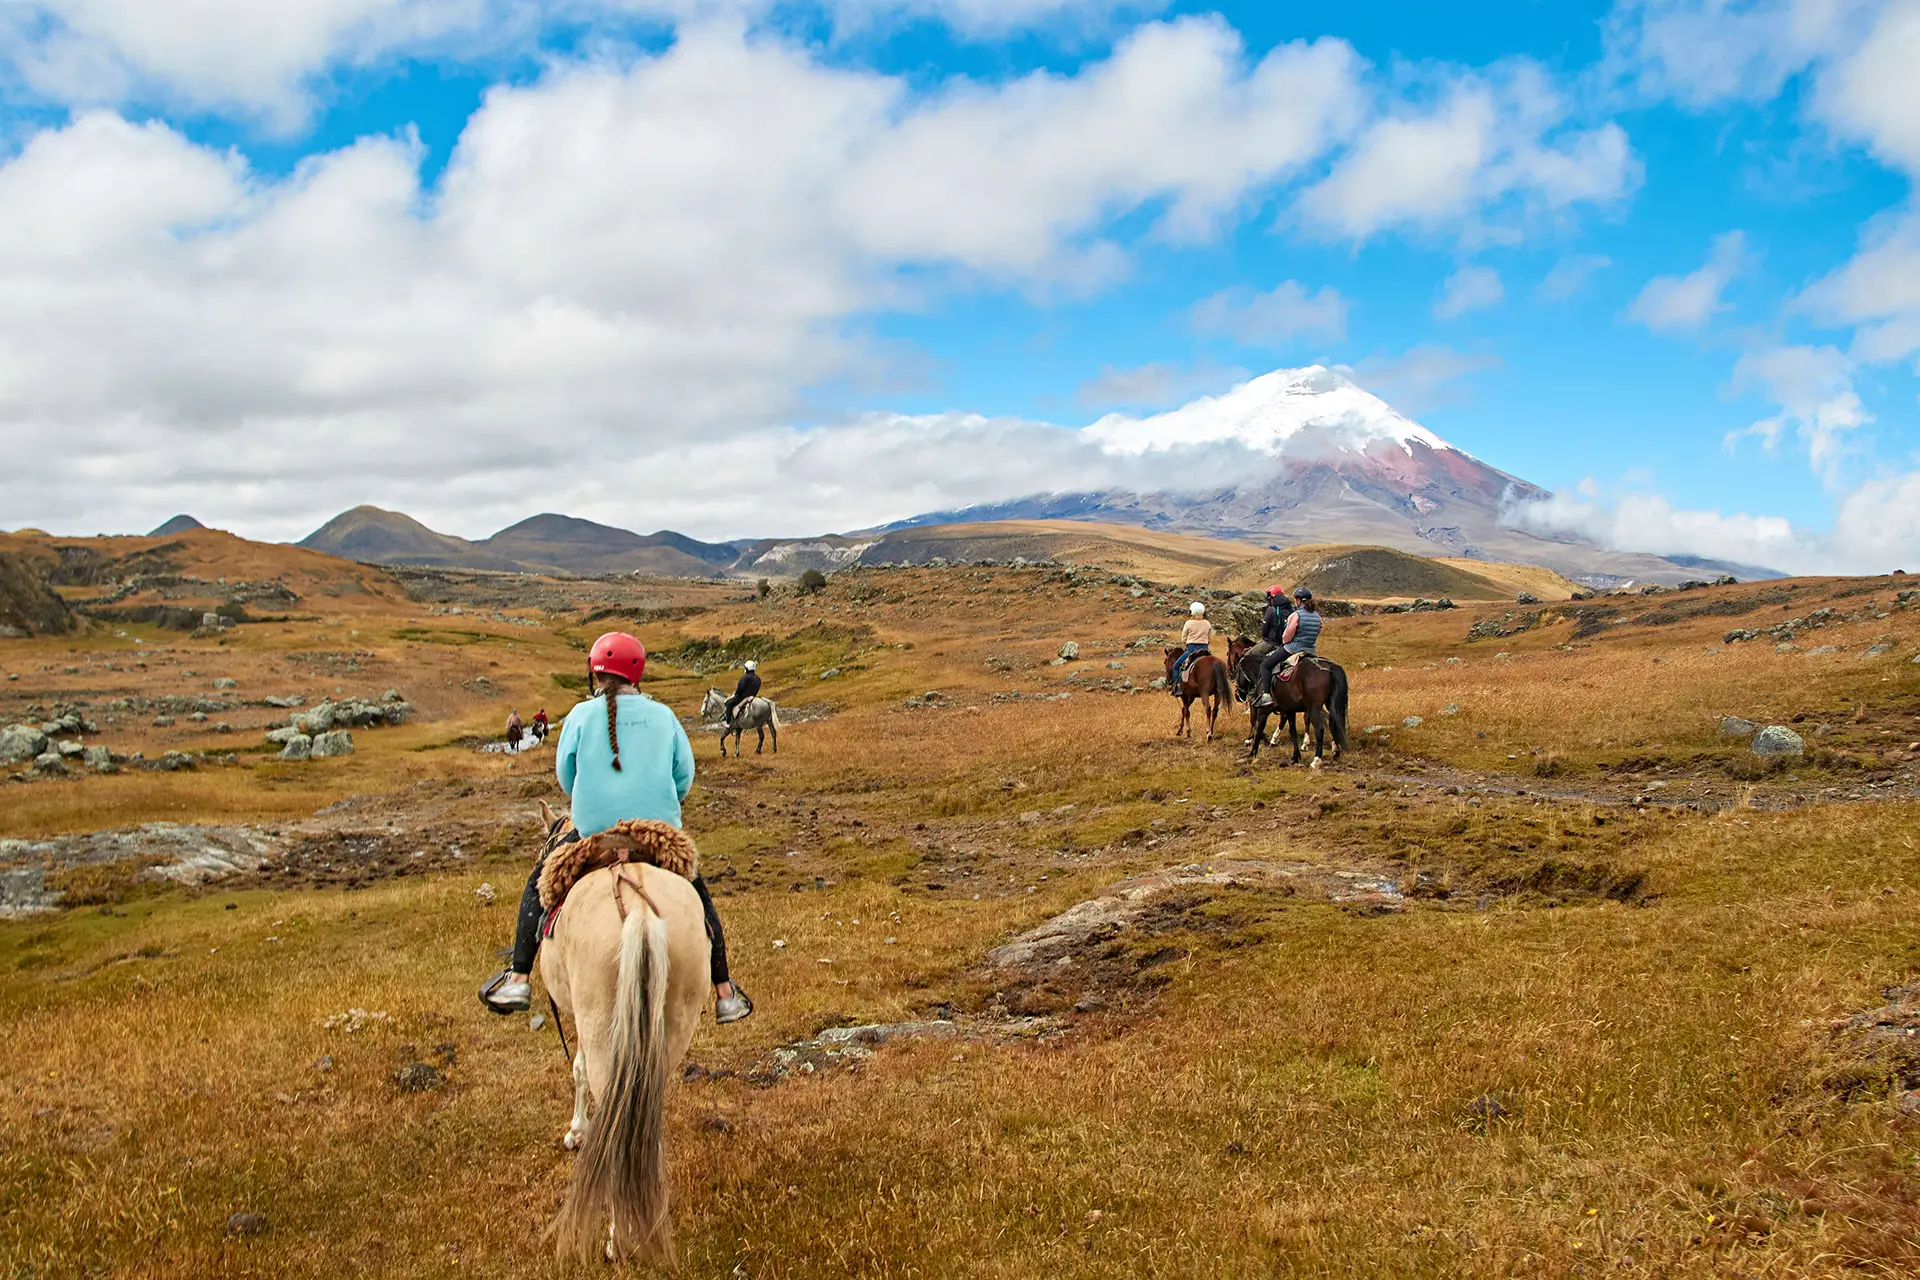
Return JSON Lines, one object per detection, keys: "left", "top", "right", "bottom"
{"left": 1086, "top": 365, "right": 1451, "bottom": 459}
{"left": 888, "top": 365, "right": 1751, "bottom": 586}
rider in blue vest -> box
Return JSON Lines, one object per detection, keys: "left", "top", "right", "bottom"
{"left": 1255, "top": 587, "right": 1321, "bottom": 702}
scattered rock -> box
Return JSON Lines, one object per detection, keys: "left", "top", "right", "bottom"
{"left": 529, "top": 1014, "right": 546, "bottom": 1032}
{"left": 1059, "top": 641, "right": 1080, "bottom": 661}
{"left": 1438, "top": 704, "right": 1459, "bottom": 716}
{"left": 1401, "top": 716, "right": 1423, "bottom": 729}
{"left": 262, "top": 695, "right": 305, "bottom": 708}
{"left": 309, "top": 730, "right": 354, "bottom": 758}
{"left": 82, "top": 745, "right": 111, "bottom": 771}
{"left": 32, "top": 752, "right": 68, "bottom": 776}
{"left": 1515, "top": 591, "right": 1540, "bottom": 604}
{"left": 278, "top": 734, "right": 312, "bottom": 761}
{"left": 225, "top": 1212, "right": 268, "bottom": 1237}
{"left": 212, "top": 677, "right": 238, "bottom": 689}
{"left": 394, "top": 1063, "right": 443, "bottom": 1093}
{"left": 1750, "top": 726, "right": 1805, "bottom": 758}
{"left": 151, "top": 716, "right": 175, "bottom": 728}
{"left": 1864, "top": 643, "right": 1892, "bottom": 657}
{"left": 1463, "top": 1094, "right": 1511, "bottom": 1126}
{"left": 473, "top": 882, "right": 497, "bottom": 904}
{"left": 0, "top": 723, "right": 48, "bottom": 765}
{"left": 1719, "top": 716, "right": 1758, "bottom": 738}
{"left": 820, "top": 668, "right": 841, "bottom": 680}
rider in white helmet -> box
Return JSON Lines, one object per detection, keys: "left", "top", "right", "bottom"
{"left": 1171, "top": 601, "right": 1213, "bottom": 693}
{"left": 723, "top": 659, "right": 761, "bottom": 726}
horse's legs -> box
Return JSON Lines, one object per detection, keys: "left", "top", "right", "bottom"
{"left": 563, "top": 1050, "right": 589, "bottom": 1150}
{"left": 1204, "top": 694, "right": 1218, "bottom": 743}
{"left": 770, "top": 722, "right": 777, "bottom": 754}
{"left": 1246, "top": 707, "right": 1264, "bottom": 759}
{"left": 755, "top": 725, "right": 764, "bottom": 755}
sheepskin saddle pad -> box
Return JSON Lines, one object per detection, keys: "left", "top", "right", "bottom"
{"left": 538, "top": 819, "right": 699, "bottom": 911}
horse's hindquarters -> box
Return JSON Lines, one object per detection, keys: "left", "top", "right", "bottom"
{"left": 542, "top": 867, "right": 711, "bottom": 1262}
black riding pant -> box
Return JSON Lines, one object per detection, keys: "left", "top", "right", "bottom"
{"left": 511, "top": 838, "right": 731, "bottom": 987}
{"left": 1256, "top": 647, "right": 1289, "bottom": 693}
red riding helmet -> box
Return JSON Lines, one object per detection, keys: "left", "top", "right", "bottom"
{"left": 1266, "top": 584, "right": 1287, "bottom": 597}
{"left": 589, "top": 632, "right": 646, "bottom": 683}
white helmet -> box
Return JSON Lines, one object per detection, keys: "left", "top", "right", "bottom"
{"left": 1189, "top": 601, "right": 1206, "bottom": 616}
{"left": 744, "top": 660, "right": 757, "bottom": 671}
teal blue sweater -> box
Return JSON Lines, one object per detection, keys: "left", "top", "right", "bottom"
{"left": 555, "top": 692, "right": 694, "bottom": 836}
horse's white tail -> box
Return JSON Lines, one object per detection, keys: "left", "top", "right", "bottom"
{"left": 769, "top": 700, "right": 783, "bottom": 731}
{"left": 553, "top": 893, "right": 672, "bottom": 1264}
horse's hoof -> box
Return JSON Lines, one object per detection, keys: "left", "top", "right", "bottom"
{"left": 1309, "top": 756, "right": 1323, "bottom": 769}
{"left": 562, "top": 1128, "right": 584, "bottom": 1151}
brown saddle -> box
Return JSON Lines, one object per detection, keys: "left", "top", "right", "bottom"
{"left": 537, "top": 818, "right": 700, "bottom": 911}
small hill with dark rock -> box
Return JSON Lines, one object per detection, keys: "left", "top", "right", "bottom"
{"left": 147, "top": 515, "right": 206, "bottom": 537}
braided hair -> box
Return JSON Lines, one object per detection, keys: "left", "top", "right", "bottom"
{"left": 590, "top": 659, "right": 626, "bottom": 772}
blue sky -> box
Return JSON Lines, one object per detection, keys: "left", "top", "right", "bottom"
{"left": 0, "top": 0, "right": 1915, "bottom": 572}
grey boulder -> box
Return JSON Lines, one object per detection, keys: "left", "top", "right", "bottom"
{"left": 0, "top": 724, "right": 49, "bottom": 765}
{"left": 310, "top": 730, "right": 354, "bottom": 758}
{"left": 1719, "top": 716, "right": 1758, "bottom": 738}
{"left": 278, "top": 734, "right": 313, "bottom": 761}
{"left": 1750, "top": 726, "right": 1806, "bottom": 758}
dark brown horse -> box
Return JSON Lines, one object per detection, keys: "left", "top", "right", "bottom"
{"left": 1226, "top": 637, "right": 1350, "bottom": 764}
{"left": 1162, "top": 647, "right": 1233, "bottom": 742}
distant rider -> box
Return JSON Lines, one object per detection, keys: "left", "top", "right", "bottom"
{"left": 1249, "top": 585, "right": 1294, "bottom": 702}
{"left": 479, "top": 632, "right": 753, "bottom": 1025}
{"left": 505, "top": 708, "right": 523, "bottom": 748}
{"left": 531, "top": 708, "right": 549, "bottom": 741}
{"left": 724, "top": 660, "right": 762, "bottom": 724}
{"left": 1171, "top": 602, "right": 1213, "bottom": 693}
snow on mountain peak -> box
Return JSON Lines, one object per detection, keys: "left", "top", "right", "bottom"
{"left": 1086, "top": 365, "right": 1455, "bottom": 459}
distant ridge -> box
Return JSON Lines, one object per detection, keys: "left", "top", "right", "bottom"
{"left": 148, "top": 514, "right": 205, "bottom": 537}
{"left": 296, "top": 506, "right": 742, "bottom": 577}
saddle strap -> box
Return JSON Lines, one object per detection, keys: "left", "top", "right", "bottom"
{"left": 609, "top": 863, "right": 663, "bottom": 923}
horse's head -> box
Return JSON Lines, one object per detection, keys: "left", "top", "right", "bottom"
{"left": 699, "top": 688, "right": 725, "bottom": 719}
{"left": 535, "top": 800, "right": 570, "bottom": 853}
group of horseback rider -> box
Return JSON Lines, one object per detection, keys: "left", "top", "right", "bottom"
{"left": 1171, "top": 584, "right": 1322, "bottom": 705}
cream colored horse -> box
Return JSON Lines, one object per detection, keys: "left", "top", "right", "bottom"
{"left": 539, "top": 817, "right": 711, "bottom": 1264}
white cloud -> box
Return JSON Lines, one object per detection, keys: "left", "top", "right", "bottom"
{"left": 1347, "top": 344, "right": 1502, "bottom": 413}
{"left": 1627, "top": 230, "right": 1749, "bottom": 331}
{"left": 0, "top": 0, "right": 1184, "bottom": 126}
{"left": 1603, "top": 0, "right": 1876, "bottom": 107}
{"left": 1800, "top": 205, "right": 1920, "bottom": 363}
{"left": 1537, "top": 253, "right": 1611, "bottom": 301}
{"left": 1295, "top": 60, "right": 1638, "bottom": 240}
{"left": 1727, "top": 343, "right": 1872, "bottom": 480}
{"left": 1434, "top": 265, "right": 1504, "bottom": 319}
{"left": 1191, "top": 280, "right": 1348, "bottom": 346}
{"left": 0, "top": 22, "right": 1386, "bottom": 540}
{"left": 1073, "top": 359, "right": 1246, "bottom": 410}
{"left": 1504, "top": 471, "right": 1920, "bottom": 575}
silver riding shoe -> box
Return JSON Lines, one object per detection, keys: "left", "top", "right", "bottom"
{"left": 714, "top": 985, "right": 754, "bottom": 1025}
{"left": 483, "top": 977, "right": 531, "bottom": 1013}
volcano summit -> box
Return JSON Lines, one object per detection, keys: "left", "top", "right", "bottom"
{"left": 894, "top": 367, "right": 1763, "bottom": 587}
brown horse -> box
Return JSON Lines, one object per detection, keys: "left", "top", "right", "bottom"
{"left": 1162, "top": 647, "right": 1233, "bottom": 742}
{"left": 1225, "top": 637, "right": 1350, "bottom": 764}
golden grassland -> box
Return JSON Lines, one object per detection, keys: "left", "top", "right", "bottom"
{"left": 3, "top": 542, "right": 1920, "bottom": 1277}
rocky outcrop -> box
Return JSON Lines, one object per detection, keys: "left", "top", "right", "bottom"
{"left": 0, "top": 550, "right": 76, "bottom": 637}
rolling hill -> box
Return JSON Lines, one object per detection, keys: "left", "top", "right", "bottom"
{"left": 297, "top": 507, "right": 741, "bottom": 577}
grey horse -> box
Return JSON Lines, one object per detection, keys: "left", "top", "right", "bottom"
{"left": 701, "top": 688, "right": 782, "bottom": 756}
